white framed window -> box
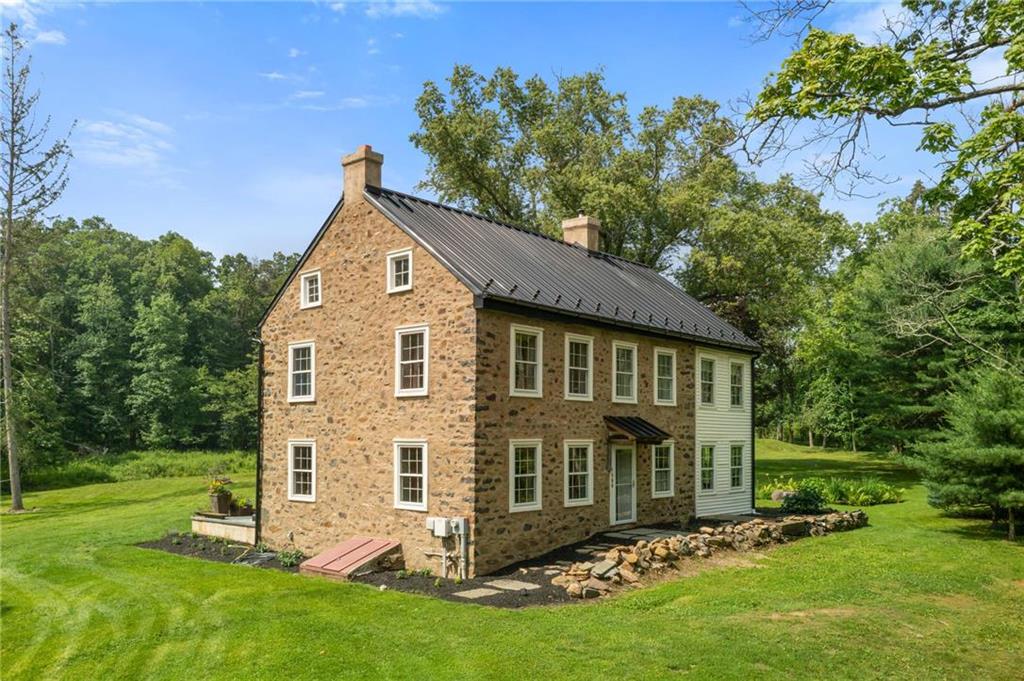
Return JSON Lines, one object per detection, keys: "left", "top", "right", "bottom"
{"left": 287, "top": 439, "right": 316, "bottom": 502}
{"left": 730, "top": 362, "right": 744, "bottom": 408}
{"left": 394, "top": 324, "right": 428, "bottom": 397}
{"left": 386, "top": 248, "right": 413, "bottom": 293}
{"left": 299, "top": 270, "right": 322, "bottom": 309}
{"left": 699, "top": 357, "right": 715, "bottom": 405}
{"left": 611, "top": 341, "right": 637, "bottom": 403}
{"left": 730, "top": 444, "right": 744, "bottom": 488}
{"left": 393, "top": 439, "right": 428, "bottom": 511}
{"left": 653, "top": 347, "right": 676, "bottom": 406}
{"left": 699, "top": 444, "right": 715, "bottom": 492}
{"left": 509, "top": 324, "right": 543, "bottom": 398}
{"left": 509, "top": 439, "right": 542, "bottom": 512}
{"left": 564, "top": 333, "right": 593, "bottom": 401}
{"left": 652, "top": 441, "right": 675, "bottom": 498}
{"left": 563, "top": 440, "right": 593, "bottom": 507}
{"left": 288, "top": 341, "right": 315, "bottom": 403}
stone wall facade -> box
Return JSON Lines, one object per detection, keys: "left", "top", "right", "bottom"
{"left": 259, "top": 196, "right": 478, "bottom": 573}
{"left": 472, "top": 309, "right": 697, "bottom": 575}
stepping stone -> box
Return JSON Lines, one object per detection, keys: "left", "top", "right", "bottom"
{"left": 484, "top": 579, "right": 541, "bottom": 591}
{"left": 543, "top": 569, "right": 560, "bottom": 575}
{"left": 453, "top": 588, "right": 502, "bottom": 600}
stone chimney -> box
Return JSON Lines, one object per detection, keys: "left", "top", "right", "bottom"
{"left": 561, "top": 214, "right": 601, "bottom": 251}
{"left": 342, "top": 144, "right": 383, "bottom": 200}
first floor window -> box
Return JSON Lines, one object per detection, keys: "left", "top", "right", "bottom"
{"left": 612, "top": 341, "right": 637, "bottom": 402}
{"left": 730, "top": 445, "right": 744, "bottom": 488}
{"left": 652, "top": 442, "right": 674, "bottom": 497}
{"left": 300, "top": 270, "right": 321, "bottom": 308}
{"left": 288, "top": 341, "right": 315, "bottom": 402}
{"left": 395, "top": 325, "right": 428, "bottom": 396}
{"left": 654, "top": 348, "right": 676, "bottom": 405}
{"left": 510, "top": 325, "right": 543, "bottom": 397}
{"left": 565, "top": 334, "right": 593, "bottom": 400}
{"left": 730, "top": 362, "right": 744, "bottom": 407}
{"left": 700, "top": 445, "right": 715, "bottom": 491}
{"left": 288, "top": 440, "right": 316, "bottom": 502}
{"left": 509, "top": 440, "right": 542, "bottom": 511}
{"left": 563, "top": 440, "right": 593, "bottom": 506}
{"left": 387, "top": 249, "right": 413, "bottom": 293}
{"left": 394, "top": 440, "right": 427, "bottom": 511}
{"left": 700, "top": 358, "right": 715, "bottom": 405}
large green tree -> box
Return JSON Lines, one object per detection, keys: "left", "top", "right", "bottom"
{"left": 743, "top": 0, "right": 1024, "bottom": 280}
{"left": 412, "top": 65, "right": 737, "bottom": 267}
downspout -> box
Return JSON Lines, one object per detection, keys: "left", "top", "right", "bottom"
{"left": 253, "top": 335, "right": 265, "bottom": 545}
{"left": 750, "top": 355, "right": 757, "bottom": 513}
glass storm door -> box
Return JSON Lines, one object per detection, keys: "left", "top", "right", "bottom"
{"left": 611, "top": 445, "right": 636, "bottom": 524}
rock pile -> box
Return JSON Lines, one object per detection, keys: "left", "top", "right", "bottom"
{"left": 553, "top": 510, "right": 868, "bottom": 599}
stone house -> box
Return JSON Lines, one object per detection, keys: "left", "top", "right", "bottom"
{"left": 257, "top": 145, "right": 760, "bottom": 577}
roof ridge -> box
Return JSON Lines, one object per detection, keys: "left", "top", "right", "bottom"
{"left": 369, "top": 185, "right": 652, "bottom": 270}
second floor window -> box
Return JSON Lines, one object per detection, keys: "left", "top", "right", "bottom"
{"left": 730, "top": 362, "right": 744, "bottom": 407}
{"left": 300, "top": 270, "right": 321, "bottom": 309}
{"left": 700, "top": 358, "right": 715, "bottom": 405}
{"left": 387, "top": 248, "right": 413, "bottom": 293}
{"left": 564, "top": 334, "right": 593, "bottom": 400}
{"left": 395, "top": 325, "right": 428, "bottom": 397}
{"left": 510, "top": 325, "right": 543, "bottom": 397}
{"left": 612, "top": 341, "right": 637, "bottom": 403}
{"left": 288, "top": 341, "right": 315, "bottom": 402}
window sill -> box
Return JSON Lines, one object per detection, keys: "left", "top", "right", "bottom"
{"left": 287, "top": 496, "right": 316, "bottom": 503}
{"left": 509, "top": 390, "right": 543, "bottom": 399}
{"left": 612, "top": 396, "right": 637, "bottom": 405}
{"left": 394, "top": 503, "right": 427, "bottom": 512}
{"left": 387, "top": 285, "right": 413, "bottom": 295}
{"left": 510, "top": 504, "right": 542, "bottom": 513}
{"left": 563, "top": 499, "right": 593, "bottom": 508}
{"left": 652, "top": 491, "right": 674, "bottom": 499}
{"left": 654, "top": 400, "right": 678, "bottom": 407}
{"left": 288, "top": 396, "right": 316, "bottom": 404}
{"left": 299, "top": 301, "right": 322, "bottom": 310}
{"left": 395, "top": 390, "right": 428, "bottom": 398}
{"left": 564, "top": 394, "right": 593, "bottom": 402}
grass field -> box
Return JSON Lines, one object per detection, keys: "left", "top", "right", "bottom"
{"left": 2, "top": 440, "right": 1022, "bottom": 680}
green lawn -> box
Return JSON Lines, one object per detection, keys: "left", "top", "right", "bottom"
{"left": 2, "top": 441, "right": 1022, "bottom": 680}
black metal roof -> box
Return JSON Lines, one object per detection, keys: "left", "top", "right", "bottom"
{"left": 604, "top": 416, "right": 672, "bottom": 444}
{"left": 364, "top": 186, "right": 759, "bottom": 352}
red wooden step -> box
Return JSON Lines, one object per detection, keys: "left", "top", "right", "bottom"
{"left": 300, "top": 537, "right": 401, "bottom": 580}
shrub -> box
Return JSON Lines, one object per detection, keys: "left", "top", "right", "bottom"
{"left": 780, "top": 487, "right": 826, "bottom": 514}
{"left": 276, "top": 549, "right": 304, "bottom": 568}
{"left": 759, "top": 475, "right": 904, "bottom": 506}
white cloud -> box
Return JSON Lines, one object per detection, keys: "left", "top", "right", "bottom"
{"left": 727, "top": 15, "right": 744, "bottom": 29}
{"left": 299, "top": 94, "right": 397, "bottom": 111}
{"left": 832, "top": 2, "right": 907, "bottom": 44}
{"left": 367, "top": 37, "right": 380, "bottom": 55}
{"left": 329, "top": 2, "right": 346, "bottom": 13}
{"left": 364, "top": 1, "right": 446, "bottom": 20}
{"left": 291, "top": 90, "right": 325, "bottom": 99}
{"left": 33, "top": 29, "right": 65, "bottom": 45}
{"left": 77, "top": 112, "right": 179, "bottom": 186}
{"left": 391, "top": 32, "right": 405, "bottom": 39}
{"left": 258, "top": 71, "right": 304, "bottom": 82}
{"left": 287, "top": 47, "right": 304, "bottom": 58}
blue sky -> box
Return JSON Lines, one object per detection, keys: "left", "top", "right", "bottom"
{"left": 6, "top": 1, "right": 956, "bottom": 258}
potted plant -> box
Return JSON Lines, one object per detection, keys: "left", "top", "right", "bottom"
{"left": 208, "top": 478, "right": 232, "bottom": 514}
{"left": 230, "top": 496, "right": 255, "bottom": 516}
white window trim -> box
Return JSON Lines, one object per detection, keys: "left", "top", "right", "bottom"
{"left": 651, "top": 440, "right": 675, "bottom": 498}
{"left": 653, "top": 347, "right": 677, "bottom": 406}
{"left": 611, "top": 340, "right": 638, "bottom": 404}
{"left": 698, "top": 355, "right": 716, "bottom": 407}
{"left": 394, "top": 324, "right": 429, "bottom": 397}
{"left": 393, "top": 439, "right": 428, "bottom": 511}
{"left": 299, "top": 269, "right": 322, "bottom": 309}
{"left": 563, "top": 439, "right": 594, "bottom": 507}
{"left": 509, "top": 323, "right": 544, "bottom": 398}
{"left": 287, "top": 340, "right": 316, "bottom": 403}
{"left": 729, "top": 361, "right": 745, "bottom": 409}
{"left": 386, "top": 248, "right": 413, "bottom": 294}
{"left": 729, "top": 442, "right": 745, "bottom": 489}
{"left": 509, "top": 439, "right": 543, "bottom": 512}
{"left": 563, "top": 333, "right": 594, "bottom": 401}
{"left": 287, "top": 439, "right": 316, "bottom": 502}
{"left": 698, "top": 443, "right": 716, "bottom": 495}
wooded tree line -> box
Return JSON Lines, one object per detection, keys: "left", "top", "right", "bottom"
{"left": 7, "top": 217, "right": 296, "bottom": 464}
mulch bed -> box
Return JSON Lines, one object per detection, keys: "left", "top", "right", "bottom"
{"left": 353, "top": 570, "right": 575, "bottom": 608}
{"left": 138, "top": 532, "right": 300, "bottom": 573}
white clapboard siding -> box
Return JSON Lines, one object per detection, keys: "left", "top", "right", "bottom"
{"left": 694, "top": 347, "right": 754, "bottom": 517}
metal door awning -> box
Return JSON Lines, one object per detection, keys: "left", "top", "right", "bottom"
{"left": 603, "top": 416, "right": 671, "bottom": 445}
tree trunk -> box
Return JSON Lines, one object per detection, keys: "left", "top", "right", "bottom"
{"left": 1010, "top": 507, "right": 1017, "bottom": 542}
{"left": 1, "top": 217, "right": 22, "bottom": 511}
{"left": 822, "top": 433, "right": 828, "bottom": 449}
{"left": 808, "top": 430, "right": 814, "bottom": 448}
{"left": 851, "top": 431, "right": 857, "bottom": 452}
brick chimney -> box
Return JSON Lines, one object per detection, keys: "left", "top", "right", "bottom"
{"left": 342, "top": 144, "right": 383, "bottom": 200}
{"left": 561, "top": 214, "right": 601, "bottom": 251}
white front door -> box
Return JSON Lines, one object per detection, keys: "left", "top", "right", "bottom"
{"left": 610, "top": 445, "right": 636, "bottom": 525}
